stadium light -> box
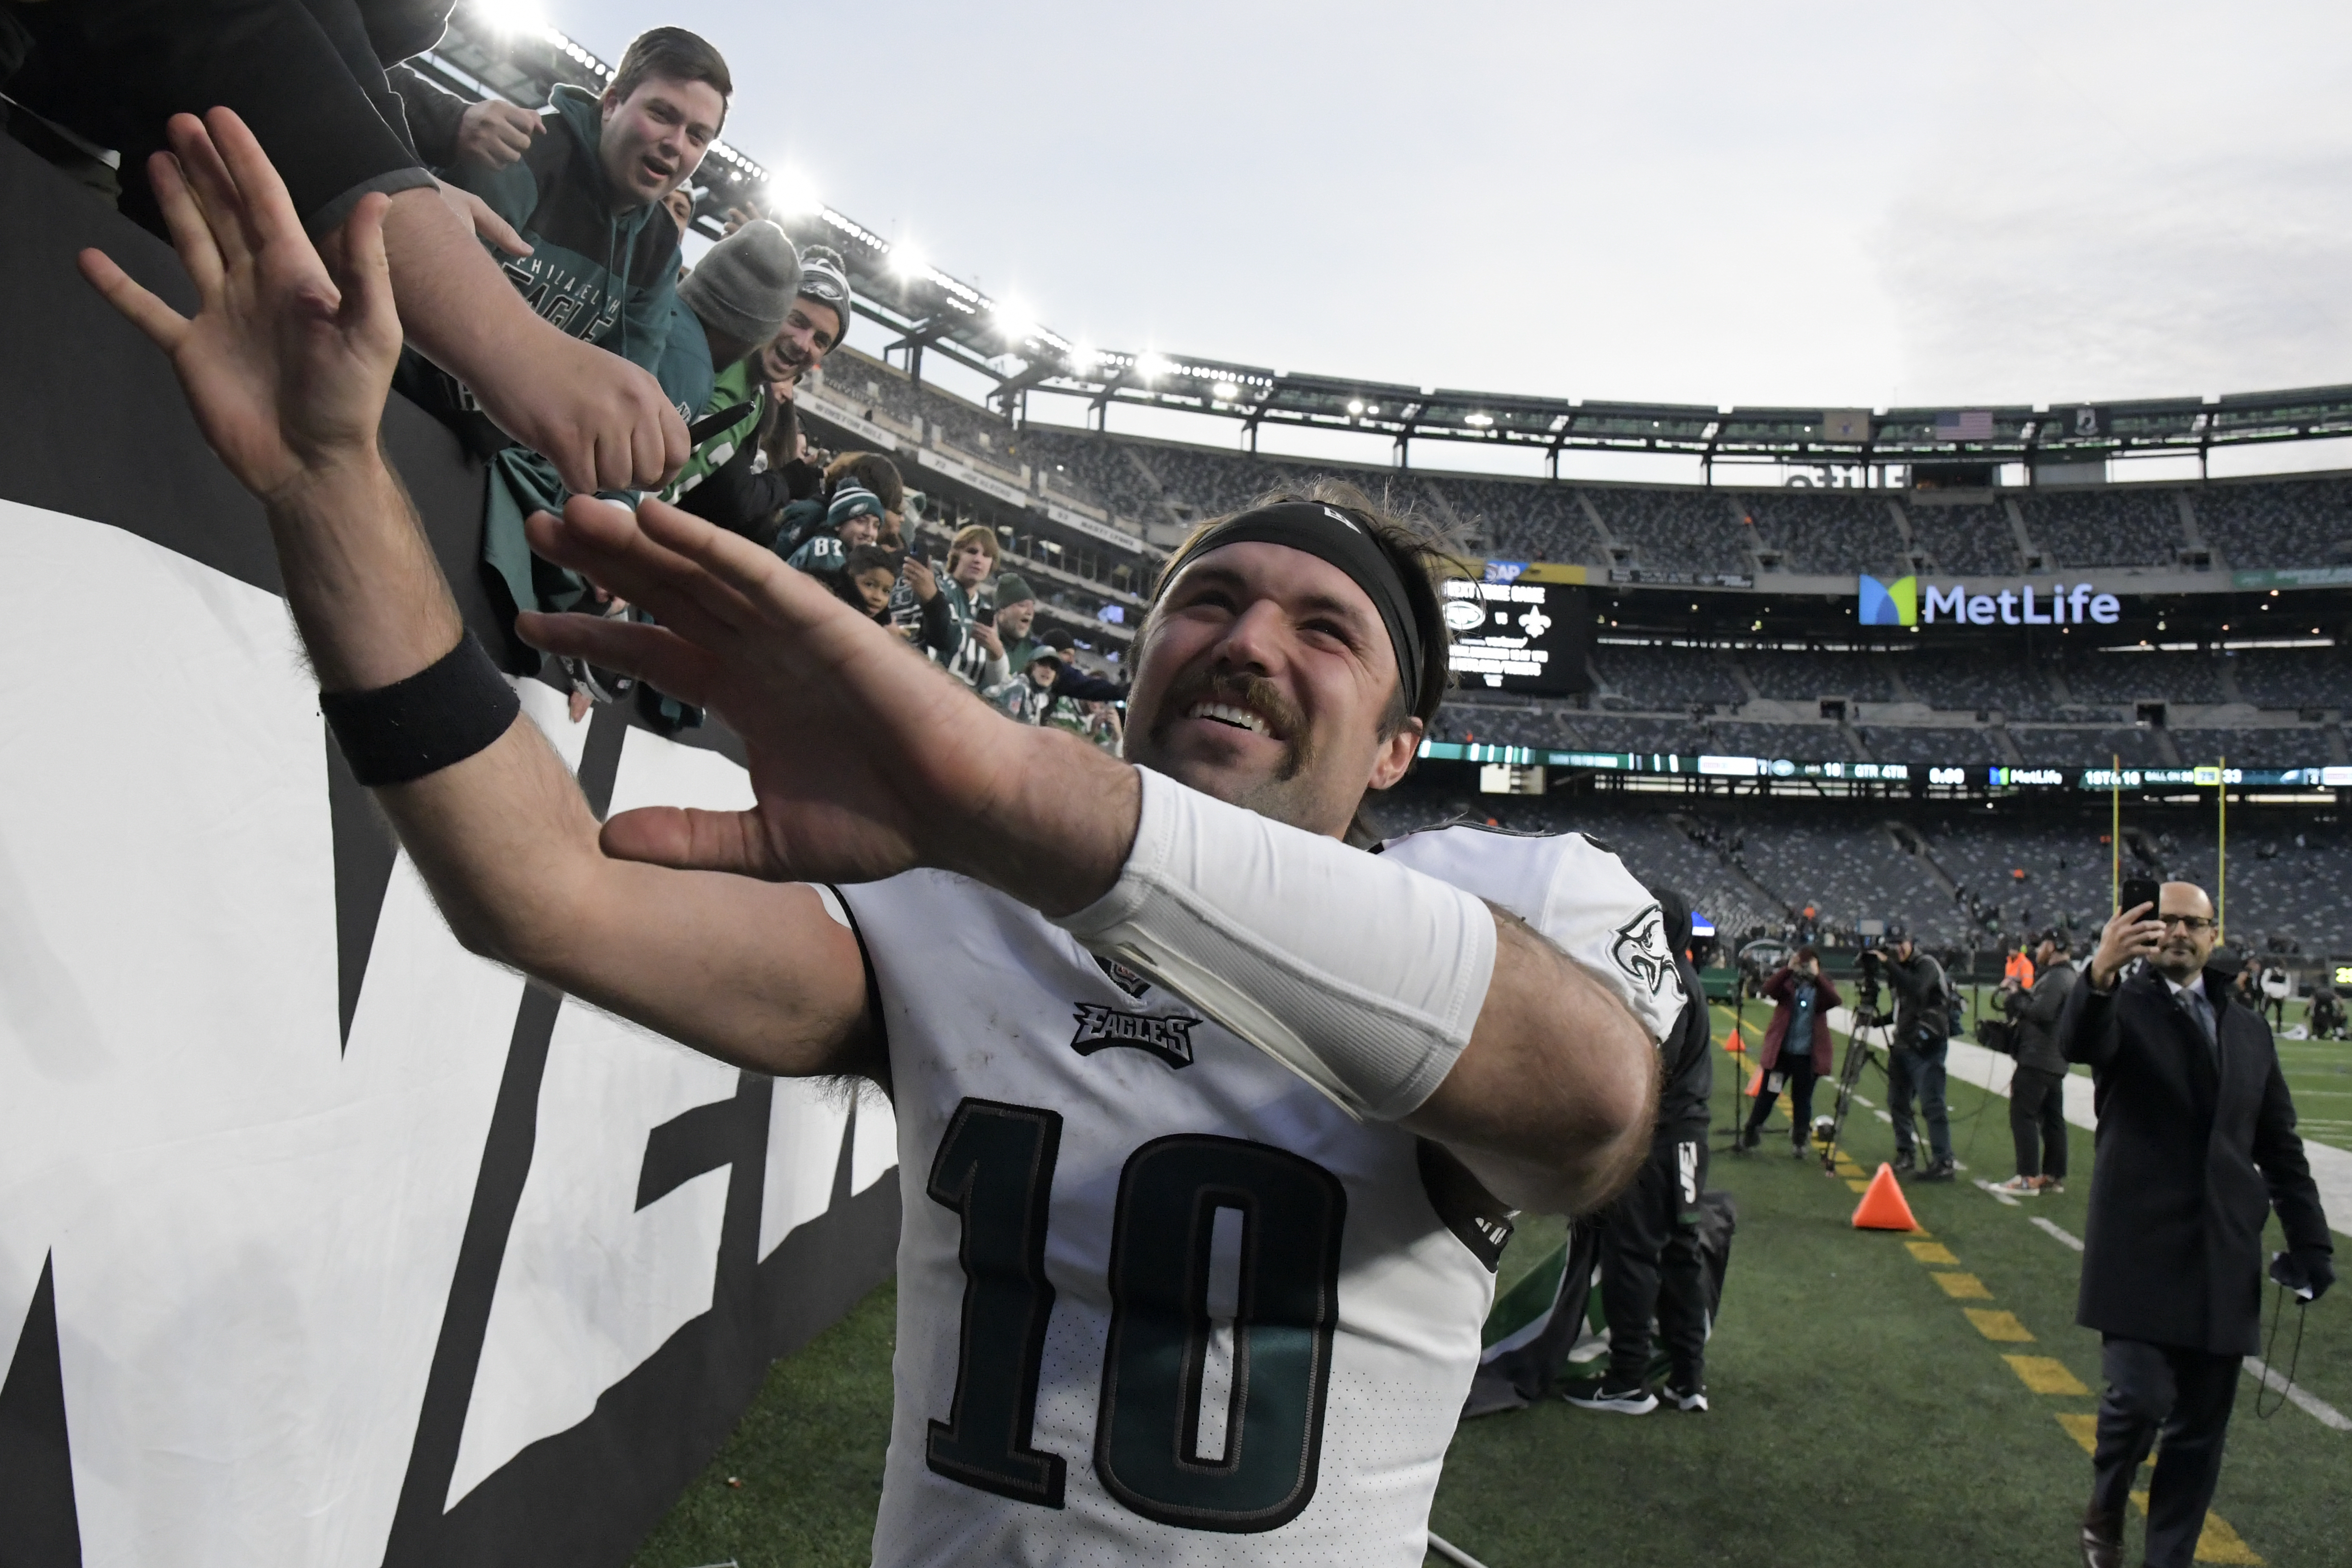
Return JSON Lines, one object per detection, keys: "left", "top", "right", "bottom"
{"left": 1137, "top": 354, "right": 1174, "bottom": 383}
{"left": 1066, "top": 344, "right": 1100, "bottom": 375}
{"left": 1212, "top": 382, "right": 1241, "bottom": 402}
{"left": 475, "top": 0, "right": 548, "bottom": 34}
{"left": 763, "top": 168, "right": 821, "bottom": 218}
{"left": 889, "top": 242, "right": 929, "bottom": 280}
{"left": 1347, "top": 400, "right": 1365, "bottom": 415}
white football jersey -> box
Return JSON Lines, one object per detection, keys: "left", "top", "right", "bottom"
{"left": 835, "top": 825, "right": 1671, "bottom": 1567}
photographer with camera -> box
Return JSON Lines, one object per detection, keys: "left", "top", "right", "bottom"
{"left": 1881, "top": 925, "right": 1956, "bottom": 1183}
{"left": 1738, "top": 946, "right": 1838, "bottom": 1156}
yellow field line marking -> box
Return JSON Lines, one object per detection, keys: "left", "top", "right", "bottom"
{"left": 1906, "top": 1241, "right": 1959, "bottom": 1264}
{"left": 2004, "top": 1355, "right": 2091, "bottom": 1395}
{"left": 1932, "top": 1271, "right": 1993, "bottom": 1299}
{"left": 1963, "top": 1309, "right": 2034, "bottom": 1343}
{"left": 1846, "top": 1178, "right": 1872, "bottom": 1192}
{"left": 2130, "top": 1492, "right": 2265, "bottom": 1564}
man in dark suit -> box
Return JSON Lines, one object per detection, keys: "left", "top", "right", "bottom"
{"left": 2060, "top": 882, "right": 2334, "bottom": 1568}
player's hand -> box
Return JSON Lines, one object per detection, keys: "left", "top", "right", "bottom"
{"left": 453, "top": 99, "right": 541, "bottom": 171}
{"left": 512, "top": 496, "right": 1135, "bottom": 905}
{"left": 2090, "top": 902, "right": 2163, "bottom": 991}
{"left": 77, "top": 109, "right": 401, "bottom": 503}
{"left": 470, "top": 329, "right": 691, "bottom": 493}
{"left": 969, "top": 621, "right": 1004, "bottom": 658}
{"left": 721, "top": 199, "right": 766, "bottom": 237}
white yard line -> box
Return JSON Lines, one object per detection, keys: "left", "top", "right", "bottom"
{"left": 2031, "top": 1216, "right": 2084, "bottom": 1251}
{"left": 1428, "top": 1531, "right": 1495, "bottom": 1568}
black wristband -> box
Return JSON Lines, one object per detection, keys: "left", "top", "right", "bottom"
{"left": 319, "top": 633, "right": 521, "bottom": 787}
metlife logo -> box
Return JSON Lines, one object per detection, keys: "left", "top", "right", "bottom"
{"left": 1858, "top": 574, "right": 2122, "bottom": 627}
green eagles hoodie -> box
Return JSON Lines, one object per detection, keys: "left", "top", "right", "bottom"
{"left": 455, "top": 83, "right": 681, "bottom": 381}
{"left": 459, "top": 84, "right": 690, "bottom": 645}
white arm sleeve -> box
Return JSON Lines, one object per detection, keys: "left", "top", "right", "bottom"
{"left": 1053, "top": 768, "right": 1499, "bottom": 1120}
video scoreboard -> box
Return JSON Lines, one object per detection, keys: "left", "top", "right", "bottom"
{"left": 1442, "top": 574, "right": 1591, "bottom": 695}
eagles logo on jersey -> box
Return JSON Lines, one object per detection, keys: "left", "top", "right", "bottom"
{"left": 1069, "top": 1004, "right": 1199, "bottom": 1068}
{"left": 1610, "top": 904, "right": 1674, "bottom": 996}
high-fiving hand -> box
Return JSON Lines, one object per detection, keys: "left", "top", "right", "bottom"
{"left": 77, "top": 110, "right": 401, "bottom": 504}
{"left": 514, "top": 497, "right": 1136, "bottom": 913}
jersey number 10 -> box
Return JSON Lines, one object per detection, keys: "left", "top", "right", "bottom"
{"left": 923, "top": 1097, "right": 1348, "bottom": 1534}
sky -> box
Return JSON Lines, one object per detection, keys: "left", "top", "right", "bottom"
{"left": 532, "top": 0, "right": 2352, "bottom": 473}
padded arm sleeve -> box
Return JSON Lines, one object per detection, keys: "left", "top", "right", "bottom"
{"left": 1055, "top": 769, "right": 1498, "bottom": 1120}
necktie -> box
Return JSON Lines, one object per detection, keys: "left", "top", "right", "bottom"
{"left": 2184, "top": 990, "right": 2218, "bottom": 1061}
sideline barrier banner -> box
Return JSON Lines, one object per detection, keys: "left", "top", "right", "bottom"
{"left": 0, "top": 136, "right": 897, "bottom": 1568}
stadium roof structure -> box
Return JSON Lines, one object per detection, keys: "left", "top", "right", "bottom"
{"left": 418, "top": 5, "right": 2352, "bottom": 473}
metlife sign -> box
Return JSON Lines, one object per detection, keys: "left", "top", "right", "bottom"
{"left": 1858, "top": 574, "right": 2122, "bottom": 627}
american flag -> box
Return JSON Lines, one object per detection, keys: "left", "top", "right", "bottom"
{"left": 1935, "top": 409, "right": 1994, "bottom": 441}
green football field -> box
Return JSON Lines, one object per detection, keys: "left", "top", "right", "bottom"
{"left": 631, "top": 1001, "right": 2350, "bottom": 1568}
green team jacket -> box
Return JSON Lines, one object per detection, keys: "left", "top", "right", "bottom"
{"left": 462, "top": 85, "right": 695, "bottom": 640}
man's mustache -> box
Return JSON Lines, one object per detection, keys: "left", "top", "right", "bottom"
{"left": 1157, "top": 669, "right": 1302, "bottom": 745}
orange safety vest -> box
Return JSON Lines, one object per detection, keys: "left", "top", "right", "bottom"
{"left": 2005, "top": 951, "right": 2036, "bottom": 987}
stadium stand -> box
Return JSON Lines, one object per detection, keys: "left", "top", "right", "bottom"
{"left": 1740, "top": 648, "right": 1897, "bottom": 702}
{"left": 2229, "top": 646, "right": 2352, "bottom": 710}
{"left": 1855, "top": 727, "right": 2010, "bottom": 766}
{"left": 1892, "top": 650, "right": 2062, "bottom": 719}
{"left": 1903, "top": 500, "right": 2021, "bottom": 576}
{"left": 2063, "top": 648, "right": 2229, "bottom": 706}
{"left": 1591, "top": 643, "right": 1743, "bottom": 708}
{"left": 2019, "top": 487, "right": 2187, "bottom": 569}
{"left": 2195, "top": 475, "right": 2352, "bottom": 569}
{"left": 1587, "top": 486, "right": 1750, "bottom": 575}
{"left": 1428, "top": 477, "right": 1607, "bottom": 563}
{"left": 1735, "top": 488, "right": 1911, "bottom": 576}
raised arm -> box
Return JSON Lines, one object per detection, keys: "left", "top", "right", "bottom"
{"left": 79, "top": 110, "right": 869, "bottom": 1077}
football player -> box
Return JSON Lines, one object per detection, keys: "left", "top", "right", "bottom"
{"left": 85, "top": 110, "right": 1681, "bottom": 1566}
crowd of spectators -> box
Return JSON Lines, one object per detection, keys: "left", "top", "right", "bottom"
{"left": 0, "top": 6, "right": 1142, "bottom": 745}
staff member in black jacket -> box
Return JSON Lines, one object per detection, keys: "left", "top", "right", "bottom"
{"left": 1992, "top": 933, "right": 2077, "bottom": 1196}
{"left": 1568, "top": 887, "right": 1717, "bottom": 1416}
{"left": 2060, "top": 882, "right": 2333, "bottom": 1568}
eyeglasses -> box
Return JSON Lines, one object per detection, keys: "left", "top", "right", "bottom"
{"left": 2154, "top": 914, "right": 2217, "bottom": 932}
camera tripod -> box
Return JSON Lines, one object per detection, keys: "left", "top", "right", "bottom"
{"left": 1817, "top": 998, "right": 1893, "bottom": 1172}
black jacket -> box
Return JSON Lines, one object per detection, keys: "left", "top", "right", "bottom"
{"left": 2013, "top": 961, "right": 2077, "bottom": 1075}
{"left": 2058, "top": 963, "right": 2331, "bottom": 1355}
{"left": 1884, "top": 950, "right": 1949, "bottom": 1048}
{"left": 1649, "top": 890, "right": 1713, "bottom": 1140}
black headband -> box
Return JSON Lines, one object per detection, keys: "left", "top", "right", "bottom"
{"left": 1155, "top": 501, "right": 1428, "bottom": 716}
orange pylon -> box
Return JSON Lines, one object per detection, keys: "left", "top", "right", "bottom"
{"left": 1852, "top": 1163, "right": 1918, "bottom": 1231}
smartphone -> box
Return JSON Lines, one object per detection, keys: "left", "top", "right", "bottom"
{"left": 976, "top": 604, "right": 996, "bottom": 626}
{"left": 2120, "top": 876, "right": 2160, "bottom": 918}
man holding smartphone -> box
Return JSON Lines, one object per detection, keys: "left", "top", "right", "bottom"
{"left": 2062, "top": 881, "right": 2332, "bottom": 1568}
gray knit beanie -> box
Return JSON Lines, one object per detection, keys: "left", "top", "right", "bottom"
{"left": 679, "top": 220, "right": 802, "bottom": 346}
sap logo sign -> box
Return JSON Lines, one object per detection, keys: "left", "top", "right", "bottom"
{"left": 1483, "top": 560, "right": 1528, "bottom": 584}
{"left": 1858, "top": 575, "right": 2122, "bottom": 627}
{"left": 1858, "top": 574, "right": 1916, "bottom": 625}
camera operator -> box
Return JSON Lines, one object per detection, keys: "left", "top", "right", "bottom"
{"left": 2063, "top": 884, "right": 2332, "bottom": 1568}
{"left": 1738, "top": 946, "right": 1838, "bottom": 1156}
{"left": 1990, "top": 933, "right": 2075, "bottom": 1197}
{"left": 1881, "top": 925, "right": 1956, "bottom": 1182}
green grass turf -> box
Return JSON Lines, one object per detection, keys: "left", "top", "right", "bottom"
{"left": 632, "top": 1000, "right": 2349, "bottom": 1568}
